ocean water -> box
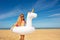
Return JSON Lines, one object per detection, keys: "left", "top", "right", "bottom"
{"left": 0, "top": 28, "right": 10, "bottom": 30}
{"left": 0, "top": 28, "right": 60, "bottom": 30}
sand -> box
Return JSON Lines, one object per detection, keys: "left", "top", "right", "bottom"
{"left": 0, "top": 29, "right": 60, "bottom": 40}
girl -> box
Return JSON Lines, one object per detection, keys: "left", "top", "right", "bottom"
{"left": 15, "top": 13, "right": 26, "bottom": 40}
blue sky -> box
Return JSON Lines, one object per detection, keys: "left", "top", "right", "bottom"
{"left": 0, "top": 0, "right": 60, "bottom": 28}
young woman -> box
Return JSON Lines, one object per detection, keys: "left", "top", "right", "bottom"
{"left": 15, "top": 13, "right": 26, "bottom": 40}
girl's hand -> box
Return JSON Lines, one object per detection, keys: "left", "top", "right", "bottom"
{"left": 15, "top": 24, "right": 18, "bottom": 27}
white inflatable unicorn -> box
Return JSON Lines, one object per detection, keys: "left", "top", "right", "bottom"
{"left": 11, "top": 9, "right": 37, "bottom": 35}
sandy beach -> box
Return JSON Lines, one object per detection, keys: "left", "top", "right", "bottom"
{"left": 0, "top": 29, "right": 60, "bottom": 40}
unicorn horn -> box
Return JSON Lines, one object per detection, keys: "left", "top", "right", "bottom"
{"left": 32, "top": 8, "right": 34, "bottom": 13}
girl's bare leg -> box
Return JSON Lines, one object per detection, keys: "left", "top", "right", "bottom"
{"left": 20, "top": 35, "right": 25, "bottom": 40}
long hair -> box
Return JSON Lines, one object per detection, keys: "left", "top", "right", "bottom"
{"left": 15, "top": 13, "right": 25, "bottom": 26}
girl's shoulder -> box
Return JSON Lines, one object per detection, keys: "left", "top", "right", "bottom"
{"left": 22, "top": 20, "right": 26, "bottom": 23}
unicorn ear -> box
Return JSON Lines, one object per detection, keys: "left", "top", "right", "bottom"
{"left": 32, "top": 8, "right": 34, "bottom": 13}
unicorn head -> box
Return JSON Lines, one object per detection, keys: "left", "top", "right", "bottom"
{"left": 27, "top": 12, "right": 37, "bottom": 19}
{"left": 26, "top": 9, "right": 37, "bottom": 27}
{"left": 27, "top": 9, "right": 37, "bottom": 19}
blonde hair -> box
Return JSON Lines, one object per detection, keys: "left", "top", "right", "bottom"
{"left": 15, "top": 13, "right": 25, "bottom": 26}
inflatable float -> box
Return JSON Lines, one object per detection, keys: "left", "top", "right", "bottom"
{"left": 10, "top": 9, "right": 37, "bottom": 35}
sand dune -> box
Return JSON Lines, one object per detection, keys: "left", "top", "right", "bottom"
{"left": 0, "top": 29, "right": 60, "bottom": 40}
